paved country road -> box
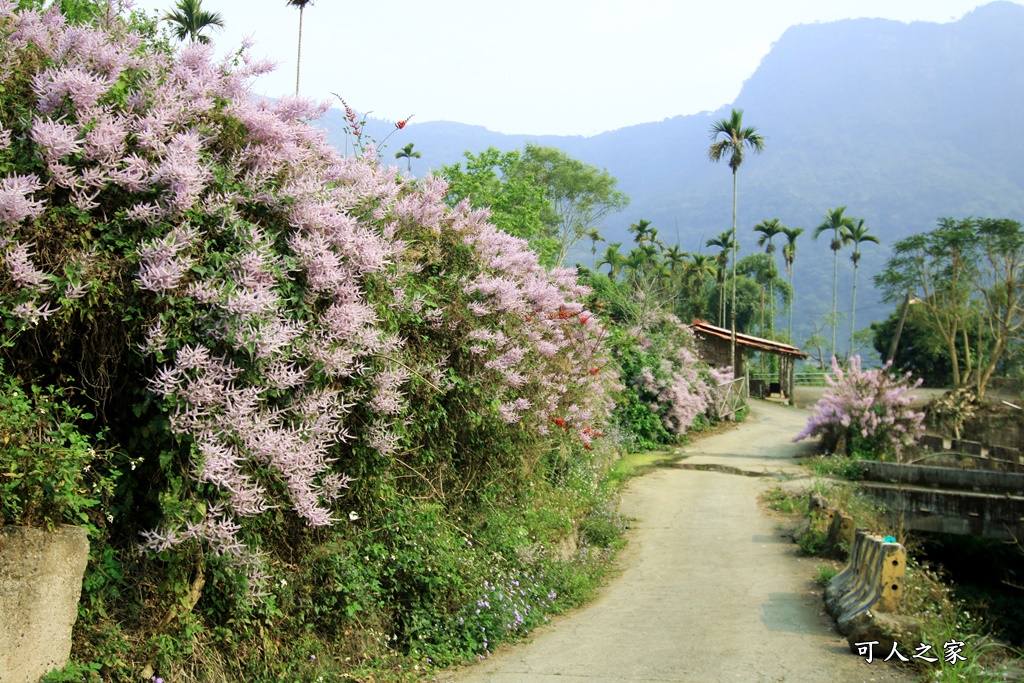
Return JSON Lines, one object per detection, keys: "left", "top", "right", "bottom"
{"left": 437, "top": 398, "right": 916, "bottom": 683}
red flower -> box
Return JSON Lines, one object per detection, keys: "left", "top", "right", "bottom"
{"left": 588, "top": 368, "right": 599, "bottom": 375}
{"left": 395, "top": 115, "right": 413, "bottom": 130}
{"left": 584, "top": 443, "right": 594, "bottom": 451}
{"left": 550, "top": 416, "right": 565, "bottom": 428}
{"left": 580, "top": 316, "right": 590, "bottom": 324}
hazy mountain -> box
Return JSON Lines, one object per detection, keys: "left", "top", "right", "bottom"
{"left": 316, "top": 1, "right": 1024, "bottom": 350}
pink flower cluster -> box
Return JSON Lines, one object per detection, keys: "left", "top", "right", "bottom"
{"left": 636, "top": 321, "right": 716, "bottom": 434}
{"left": 0, "top": 1, "right": 618, "bottom": 584}
{"left": 794, "top": 356, "right": 924, "bottom": 459}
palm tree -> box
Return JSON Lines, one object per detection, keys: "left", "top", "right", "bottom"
{"left": 663, "top": 245, "right": 688, "bottom": 274}
{"left": 846, "top": 218, "right": 881, "bottom": 357}
{"left": 287, "top": 0, "right": 315, "bottom": 95}
{"left": 395, "top": 143, "right": 421, "bottom": 173}
{"left": 585, "top": 229, "right": 604, "bottom": 269}
{"left": 754, "top": 218, "right": 784, "bottom": 339}
{"left": 708, "top": 109, "right": 765, "bottom": 373}
{"left": 626, "top": 219, "right": 651, "bottom": 245}
{"left": 597, "top": 243, "right": 626, "bottom": 280}
{"left": 163, "top": 0, "right": 224, "bottom": 44}
{"left": 781, "top": 226, "right": 804, "bottom": 343}
{"left": 706, "top": 230, "right": 735, "bottom": 327}
{"left": 813, "top": 206, "right": 854, "bottom": 360}
{"left": 681, "top": 254, "right": 719, "bottom": 321}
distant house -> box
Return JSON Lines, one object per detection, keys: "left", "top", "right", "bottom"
{"left": 690, "top": 320, "right": 809, "bottom": 404}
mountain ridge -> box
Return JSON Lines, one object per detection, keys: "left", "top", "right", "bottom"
{"left": 316, "top": 1, "right": 1024, "bottom": 348}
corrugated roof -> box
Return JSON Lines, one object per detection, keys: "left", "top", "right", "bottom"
{"left": 690, "top": 320, "right": 809, "bottom": 359}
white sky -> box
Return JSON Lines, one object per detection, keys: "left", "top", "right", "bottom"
{"left": 131, "top": 0, "right": 1022, "bottom": 136}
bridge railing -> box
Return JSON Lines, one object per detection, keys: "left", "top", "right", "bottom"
{"left": 749, "top": 371, "right": 831, "bottom": 388}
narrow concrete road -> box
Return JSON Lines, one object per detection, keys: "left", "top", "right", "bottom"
{"left": 439, "top": 399, "right": 916, "bottom": 683}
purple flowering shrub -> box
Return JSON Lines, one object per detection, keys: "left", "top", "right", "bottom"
{"left": 604, "top": 309, "right": 721, "bottom": 449}
{"left": 794, "top": 356, "right": 925, "bottom": 460}
{"left": 0, "top": 0, "right": 616, "bottom": 608}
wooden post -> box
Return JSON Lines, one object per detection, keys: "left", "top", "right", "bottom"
{"left": 788, "top": 355, "right": 796, "bottom": 406}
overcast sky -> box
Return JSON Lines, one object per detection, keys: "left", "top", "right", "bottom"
{"left": 131, "top": 0, "right": 1022, "bottom": 136}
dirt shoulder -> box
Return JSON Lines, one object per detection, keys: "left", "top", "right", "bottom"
{"left": 437, "top": 400, "right": 916, "bottom": 682}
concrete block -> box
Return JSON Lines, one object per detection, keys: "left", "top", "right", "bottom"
{"left": 823, "top": 508, "right": 855, "bottom": 559}
{"left": 951, "top": 439, "right": 984, "bottom": 456}
{"left": 918, "top": 434, "right": 944, "bottom": 452}
{"left": 825, "top": 530, "right": 905, "bottom": 635}
{"left": 0, "top": 526, "right": 89, "bottom": 683}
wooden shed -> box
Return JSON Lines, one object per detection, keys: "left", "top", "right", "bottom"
{"left": 690, "top": 320, "right": 809, "bottom": 404}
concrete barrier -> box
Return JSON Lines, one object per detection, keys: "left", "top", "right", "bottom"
{"left": 822, "top": 508, "right": 855, "bottom": 559}
{"left": 824, "top": 530, "right": 906, "bottom": 635}
{"left": 0, "top": 526, "right": 89, "bottom": 683}
{"left": 918, "top": 434, "right": 946, "bottom": 452}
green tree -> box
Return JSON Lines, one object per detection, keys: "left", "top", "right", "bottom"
{"left": 287, "top": 0, "right": 315, "bottom": 95}
{"left": 754, "top": 218, "right": 784, "bottom": 339}
{"left": 597, "top": 243, "right": 626, "bottom": 280}
{"left": 663, "top": 244, "right": 688, "bottom": 275}
{"left": 706, "top": 230, "right": 734, "bottom": 327}
{"left": 875, "top": 218, "right": 977, "bottom": 387}
{"left": 442, "top": 146, "right": 627, "bottom": 268}
{"left": 813, "top": 206, "right": 854, "bottom": 360}
{"left": 846, "top": 218, "right": 880, "bottom": 357}
{"left": 628, "top": 219, "right": 656, "bottom": 246}
{"left": 968, "top": 218, "right": 1024, "bottom": 397}
{"left": 781, "top": 226, "right": 803, "bottom": 343}
{"left": 586, "top": 228, "right": 604, "bottom": 269}
{"left": 395, "top": 142, "right": 421, "bottom": 173}
{"left": 440, "top": 147, "right": 554, "bottom": 261}
{"left": 680, "top": 253, "right": 718, "bottom": 322}
{"left": 708, "top": 109, "right": 765, "bottom": 373}
{"left": 163, "top": 0, "right": 223, "bottom": 44}
{"left": 519, "top": 144, "right": 629, "bottom": 267}
{"left": 871, "top": 307, "right": 955, "bottom": 387}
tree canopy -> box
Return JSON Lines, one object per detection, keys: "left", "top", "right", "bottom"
{"left": 441, "top": 144, "right": 629, "bottom": 267}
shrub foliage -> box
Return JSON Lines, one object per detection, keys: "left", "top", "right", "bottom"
{"left": 0, "top": 2, "right": 721, "bottom": 679}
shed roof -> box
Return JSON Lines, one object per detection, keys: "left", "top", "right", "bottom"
{"left": 690, "top": 320, "right": 809, "bottom": 359}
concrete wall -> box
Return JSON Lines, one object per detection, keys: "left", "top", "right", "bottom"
{"left": 0, "top": 526, "right": 89, "bottom": 683}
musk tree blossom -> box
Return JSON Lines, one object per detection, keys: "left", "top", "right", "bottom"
{"left": 135, "top": 224, "right": 198, "bottom": 294}
{"left": 0, "top": 175, "right": 45, "bottom": 227}
{"left": 4, "top": 242, "right": 50, "bottom": 290}
{"left": 793, "top": 356, "right": 924, "bottom": 459}
{"left": 0, "top": 1, "right": 619, "bottom": 592}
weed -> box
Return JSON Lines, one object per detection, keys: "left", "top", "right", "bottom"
{"left": 815, "top": 565, "right": 839, "bottom": 587}
{"left": 761, "top": 486, "right": 801, "bottom": 515}
{"left": 798, "top": 529, "right": 827, "bottom": 556}
{"left": 804, "top": 455, "right": 866, "bottom": 481}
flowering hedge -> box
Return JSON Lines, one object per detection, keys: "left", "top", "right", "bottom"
{"left": 599, "top": 302, "right": 723, "bottom": 449}
{"left": 794, "top": 356, "right": 925, "bottom": 460}
{"left": 0, "top": 1, "right": 614, "bottom": 593}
